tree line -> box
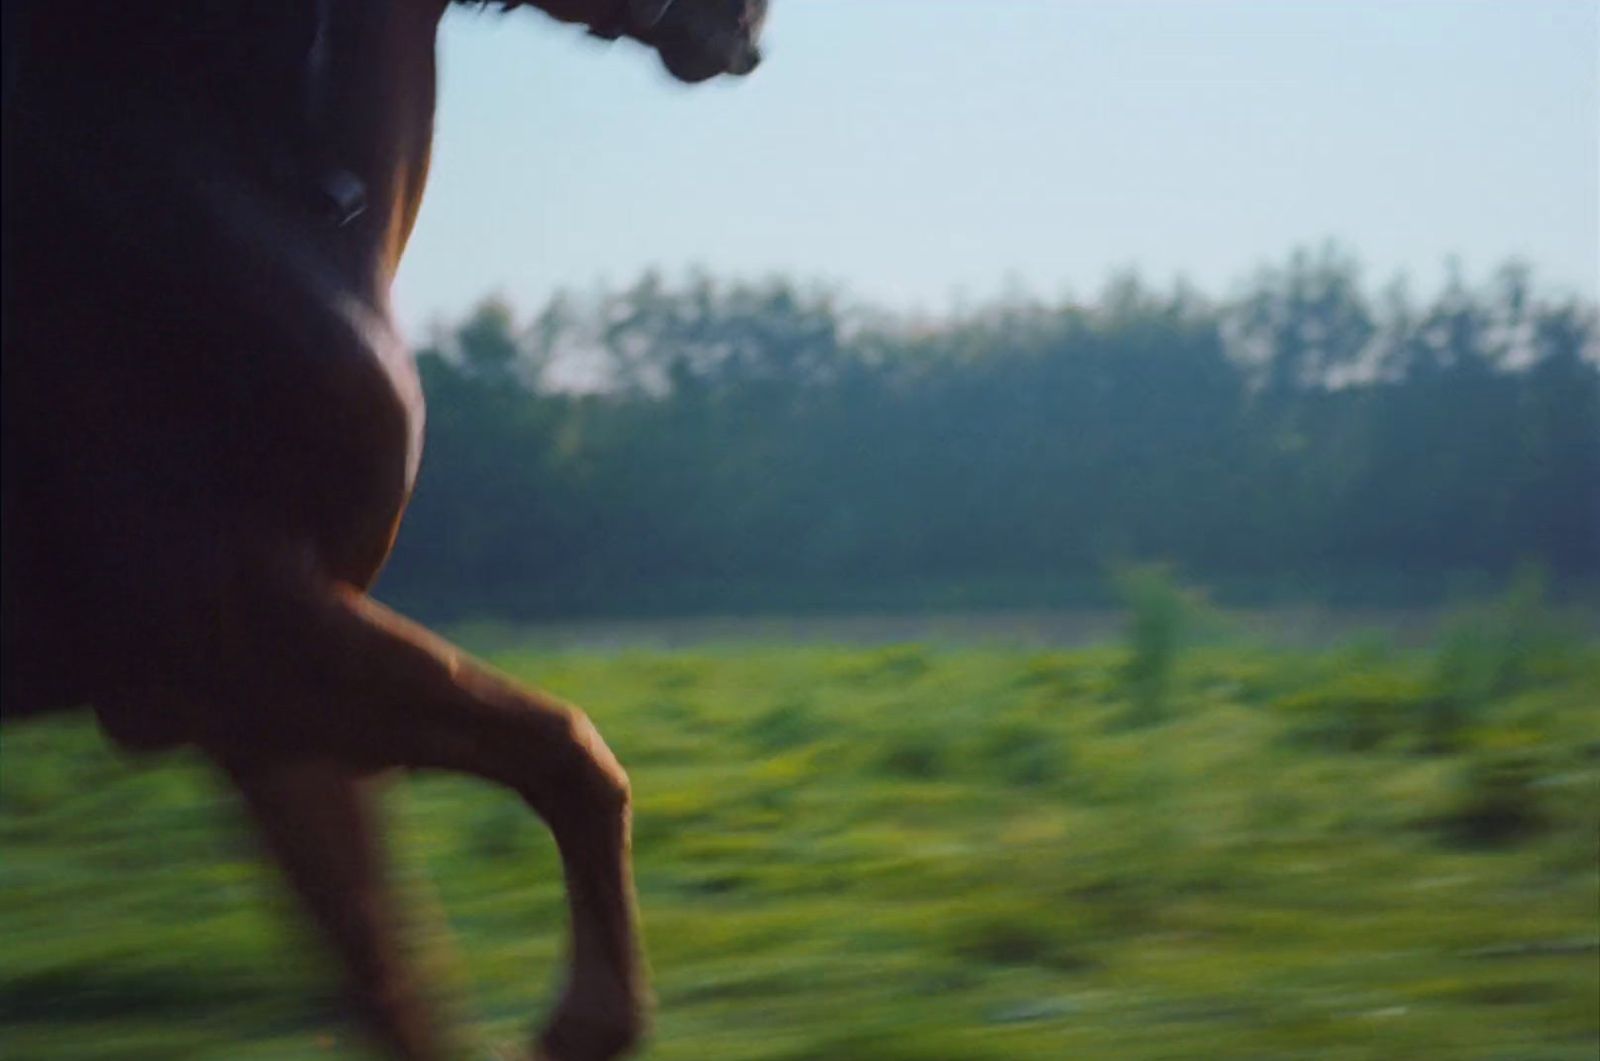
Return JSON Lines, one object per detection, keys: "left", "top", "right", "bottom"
{"left": 380, "top": 247, "right": 1599, "bottom": 620}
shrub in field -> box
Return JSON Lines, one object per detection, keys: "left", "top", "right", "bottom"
{"left": 1433, "top": 745, "right": 1552, "bottom": 848}
{"left": 874, "top": 725, "right": 949, "bottom": 779}
{"left": 944, "top": 901, "right": 1099, "bottom": 972}
{"left": 1014, "top": 653, "right": 1077, "bottom": 691}
{"left": 744, "top": 695, "right": 825, "bottom": 753}
{"left": 835, "top": 645, "right": 932, "bottom": 687}
{"left": 1014, "top": 650, "right": 1123, "bottom": 709}
{"left": 1274, "top": 668, "right": 1436, "bottom": 752}
{"left": 1271, "top": 570, "right": 1594, "bottom": 754}
{"left": 1428, "top": 566, "right": 1589, "bottom": 749}
{"left": 975, "top": 717, "right": 1072, "bottom": 788}
{"left": 1112, "top": 564, "right": 1210, "bottom": 727}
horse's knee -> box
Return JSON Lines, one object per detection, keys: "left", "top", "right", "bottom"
{"left": 191, "top": 571, "right": 635, "bottom": 826}
{"left": 567, "top": 711, "right": 632, "bottom": 808}
{"left": 517, "top": 707, "right": 632, "bottom": 826}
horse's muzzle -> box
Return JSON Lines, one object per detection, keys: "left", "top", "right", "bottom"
{"left": 728, "top": 44, "right": 760, "bottom": 76}
{"left": 657, "top": 38, "right": 759, "bottom": 82}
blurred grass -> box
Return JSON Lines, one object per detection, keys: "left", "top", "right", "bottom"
{"left": 2, "top": 615, "right": 1597, "bottom": 1059}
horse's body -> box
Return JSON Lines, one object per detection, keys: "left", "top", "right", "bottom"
{"left": 1, "top": 3, "right": 765, "bottom": 1057}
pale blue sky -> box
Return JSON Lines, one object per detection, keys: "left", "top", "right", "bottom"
{"left": 394, "top": 0, "right": 1599, "bottom": 331}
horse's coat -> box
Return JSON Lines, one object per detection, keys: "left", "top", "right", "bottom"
{"left": 0, "top": 2, "right": 766, "bottom": 1057}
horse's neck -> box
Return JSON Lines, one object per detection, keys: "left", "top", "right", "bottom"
{"left": 322, "top": 0, "right": 449, "bottom": 278}
{"left": 21, "top": 6, "right": 316, "bottom": 133}
{"left": 17, "top": 0, "right": 447, "bottom": 285}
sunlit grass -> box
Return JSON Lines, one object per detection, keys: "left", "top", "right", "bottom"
{"left": 2, "top": 629, "right": 1596, "bottom": 1059}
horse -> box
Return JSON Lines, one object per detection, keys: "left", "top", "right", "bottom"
{"left": 0, "top": 2, "right": 767, "bottom": 1058}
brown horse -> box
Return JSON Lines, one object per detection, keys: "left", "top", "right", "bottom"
{"left": 0, "top": 2, "right": 766, "bottom": 1058}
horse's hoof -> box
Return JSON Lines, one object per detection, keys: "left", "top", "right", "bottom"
{"left": 535, "top": 1003, "right": 645, "bottom": 1061}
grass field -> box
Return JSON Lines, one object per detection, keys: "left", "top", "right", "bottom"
{"left": 2, "top": 601, "right": 1597, "bottom": 1059}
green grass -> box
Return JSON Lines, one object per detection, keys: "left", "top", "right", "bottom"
{"left": 2, "top": 633, "right": 1597, "bottom": 1059}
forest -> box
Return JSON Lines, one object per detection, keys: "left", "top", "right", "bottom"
{"left": 380, "top": 247, "right": 1599, "bottom": 620}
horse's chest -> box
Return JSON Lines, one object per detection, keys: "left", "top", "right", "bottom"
{"left": 371, "top": 324, "right": 427, "bottom": 494}
{"left": 289, "top": 291, "right": 428, "bottom": 547}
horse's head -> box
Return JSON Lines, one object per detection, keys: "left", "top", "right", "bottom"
{"left": 533, "top": 0, "right": 767, "bottom": 82}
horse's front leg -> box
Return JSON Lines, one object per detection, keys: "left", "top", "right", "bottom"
{"left": 203, "top": 568, "right": 646, "bottom": 1061}
{"left": 219, "top": 756, "right": 448, "bottom": 1061}
{"left": 536, "top": 768, "right": 645, "bottom": 1061}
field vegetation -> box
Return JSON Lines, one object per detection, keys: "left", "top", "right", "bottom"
{"left": 3, "top": 580, "right": 1596, "bottom": 1059}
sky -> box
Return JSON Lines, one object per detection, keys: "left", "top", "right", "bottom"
{"left": 394, "top": 0, "right": 1599, "bottom": 332}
